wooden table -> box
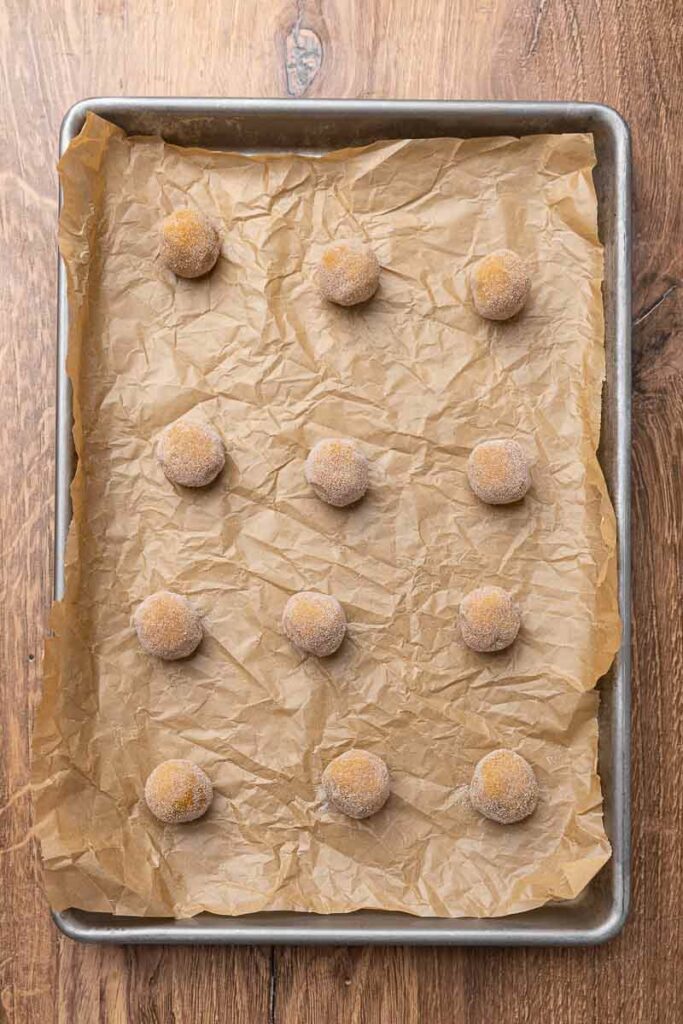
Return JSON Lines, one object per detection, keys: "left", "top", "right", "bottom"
{"left": 1, "top": 1, "right": 681, "bottom": 1020}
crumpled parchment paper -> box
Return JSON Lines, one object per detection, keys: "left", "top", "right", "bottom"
{"left": 32, "top": 113, "right": 620, "bottom": 918}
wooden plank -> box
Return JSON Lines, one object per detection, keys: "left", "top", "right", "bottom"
{"left": 56, "top": 945, "right": 271, "bottom": 1024}
{"left": 0, "top": 0, "right": 681, "bottom": 1021}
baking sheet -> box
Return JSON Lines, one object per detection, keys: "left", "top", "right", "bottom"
{"left": 33, "top": 112, "right": 620, "bottom": 919}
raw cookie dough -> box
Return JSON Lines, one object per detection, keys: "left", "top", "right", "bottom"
{"left": 469, "top": 749, "right": 538, "bottom": 824}
{"left": 282, "top": 591, "right": 346, "bottom": 657}
{"left": 467, "top": 439, "right": 531, "bottom": 504}
{"left": 322, "top": 749, "right": 390, "bottom": 819}
{"left": 471, "top": 249, "right": 530, "bottom": 320}
{"left": 157, "top": 419, "right": 225, "bottom": 488}
{"left": 305, "top": 438, "right": 369, "bottom": 507}
{"left": 160, "top": 209, "right": 221, "bottom": 278}
{"left": 134, "top": 591, "right": 203, "bottom": 660}
{"left": 460, "top": 585, "right": 521, "bottom": 652}
{"left": 318, "top": 240, "right": 380, "bottom": 306}
{"left": 144, "top": 760, "right": 213, "bottom": 823}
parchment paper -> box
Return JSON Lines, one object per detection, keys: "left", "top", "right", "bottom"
{"left": 33, "top": 113, "right": 620, "bottom": 918}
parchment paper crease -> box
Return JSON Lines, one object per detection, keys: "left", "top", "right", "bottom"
{"left": 33, "top": 113, "right": 620, "bottom": 918}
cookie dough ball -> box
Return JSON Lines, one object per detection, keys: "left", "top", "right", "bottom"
{"left": 460, "top": 586, "right": 521, "bottom": 652}
{"left": 160, "top": 209, "right": 221, "bottom": 278}
{"left": 144, "top": 760, "right": 213, "bottom": 824}
{"left": 282, "top": 591, "right": 346, "bottom": 657}
{"left": 134, "top": 591, "right": 203, "bottom": 660}
{"left": 467, "top": 439, "right": 531, "bottom": 505}
{"left": 469, "top": 749, "right": 538, "bottom": 824}
{"left": 305, "top": 438, "right": 369, "bottom": 507}
{"left": 471, "top": 249, "right": 530, "bottom": 320}
{"left": 318, "top": 240, "right": 380, "bottom": 306}
{"left": 322, "top": 749, "right": 390, "bottom": 819}
{"left": 157, "top": 419, "right": 225, "bottom": 488}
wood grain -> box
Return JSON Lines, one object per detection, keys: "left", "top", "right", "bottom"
{"left": 0, "top": 0, "right": 681, "bottom": 1021}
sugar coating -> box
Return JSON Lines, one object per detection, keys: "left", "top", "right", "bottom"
{"left": 318, "top": 241, "right": 380, "bottom": 306}
{"left": 467, "top": 439, "right": 531, "bottom": 505}
{"left": 471, "top": 249, "right": 530, "bottom": 321}
{"left": 322, "top": 749, "right": 390, "bottom": 819}
{"left": 305, "top": 438, "right": 369, "bottom": 507}
{"left": 460, "top": 585, "right": 521, "bottom": 652}
{"left": 144, "top": 759, "right": 213, "bottom": 824}
{"left": 469, "top": 749, "right": 538, "bottom": 824}
{"left": 157, "top": 419, "right": 225, "bottom": 488}
{"left": 159, "top": 209, "right": 221, "bottom": 278}
{"left": 282, "top": 591, "right": 346, "bottom": 657}
{"left": 134, "top": 591, "right": 203, "bottom": 660}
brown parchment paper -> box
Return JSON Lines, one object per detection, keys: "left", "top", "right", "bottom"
{"left": 33, "top": 113, "right": 620, "bottom": 919}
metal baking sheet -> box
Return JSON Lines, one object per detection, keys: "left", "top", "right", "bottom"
{"left": 52, "top": 98, "right": 631, "bottom": 945}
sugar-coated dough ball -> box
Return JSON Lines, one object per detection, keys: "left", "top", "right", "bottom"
{"left": 471, "top": 249, "right": 530, "bottom": 320}
{"left": 160, "top": 209, "right": 221, "bottom": 278}
{"left": 157, "top": 419, "right": 225, "bottom": 488}
{"left": 467, "top": 439, "right": 531, "bottom": 504}
{"left": 460, "top": 586, "right": 521, "bottom": 652}
{"left": 134, "top": 591, "right": 203, "bottom": 660}
{"left": 469, "top": 749, "right": 538, "bottom": 824}
{"left": 322, "top": 749, "right": 390, "bottom": 819}
{"left": 305, "top": 438, "right": 369, "bottom": 507}
{"left": 282, "top": 591, "right": 346, "bottom": 657}
{"left": 318, "top": 241, "right": 380, "bottom": 306}
{"left": 144, "top": 760, "right": 213, "bottom": 823}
